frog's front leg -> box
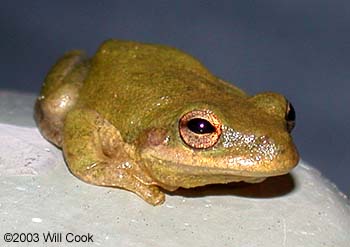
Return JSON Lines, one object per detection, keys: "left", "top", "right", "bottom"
{"left": 62, "top": 107, "right": 165, "bottom": 205}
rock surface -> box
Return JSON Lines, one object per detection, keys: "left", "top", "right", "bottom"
{"left": 0, "top": 91, "right": 349, "bottom": 247}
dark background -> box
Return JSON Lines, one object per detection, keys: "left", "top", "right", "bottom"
{"left": 1, "top": 1, "right": 349, "bottom": 195}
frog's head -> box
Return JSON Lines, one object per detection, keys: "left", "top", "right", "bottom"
{"left": 138, "top": 92, "right": 299, "bottom": 188}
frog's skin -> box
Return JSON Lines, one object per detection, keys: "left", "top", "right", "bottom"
{"left": 35, "top": 40, "right": 299, "bottom": 205}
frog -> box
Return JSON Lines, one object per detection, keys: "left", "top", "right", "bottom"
{"left": 34, "top": 39, "right": 299, "bottom": 205}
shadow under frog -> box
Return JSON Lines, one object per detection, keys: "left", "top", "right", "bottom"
{"left": 35, "top": 39, "right": 299, "bottom": 205}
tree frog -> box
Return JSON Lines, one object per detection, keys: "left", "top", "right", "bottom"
{"left": 35, "top": 40, "right": 299, "bottom": 205}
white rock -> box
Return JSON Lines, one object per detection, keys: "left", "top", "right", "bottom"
{"left": 0, "top": 124, "right": 60, "bottom": 176}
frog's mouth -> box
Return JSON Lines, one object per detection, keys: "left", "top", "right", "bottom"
{"left": 141, "top": 144, "right": 299, "bottom": 189}
{"left": 144, "top": 159, "right": 271, "bottom": 189}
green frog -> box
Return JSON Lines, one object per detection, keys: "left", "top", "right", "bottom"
{"left": 35, "top": 40, "right": 299, "bottom": 205}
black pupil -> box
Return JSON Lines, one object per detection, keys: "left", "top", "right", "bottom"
{"left": 187, "top": 118, "right": 216, "bottom": 134}
{"left": 286, "top": 102, "right": 296, "bottom": 122}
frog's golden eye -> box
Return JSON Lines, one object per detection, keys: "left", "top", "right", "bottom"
{"left": 179, "top": 110, "right": 222, "bottom": 149}
{"left": 286, "top": 101, "right": 296, "bottom": 132}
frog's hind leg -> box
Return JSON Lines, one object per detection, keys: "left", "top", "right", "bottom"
{"left": 62, "top": 107, "right": 165, "bottom": 206}
{"left": 34, "top": 51, "right": 89, "bottom": 147}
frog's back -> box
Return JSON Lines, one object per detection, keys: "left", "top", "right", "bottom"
{"left": 79, "top": 40, "right": 246, "bottom": 141}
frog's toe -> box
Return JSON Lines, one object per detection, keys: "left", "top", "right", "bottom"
{"left": 138, "top": 186, "right": 165, "bottom": 206}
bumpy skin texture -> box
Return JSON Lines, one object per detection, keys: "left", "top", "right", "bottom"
{"left": 35, "top": 40, "right": 299, "bottom": 205}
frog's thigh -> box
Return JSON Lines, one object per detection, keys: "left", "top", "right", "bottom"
{"left": 35, "top": 51, "right": 87, "bottom": 147}
{"left": 62, "top": 108, "right": 165, "bottom": 205}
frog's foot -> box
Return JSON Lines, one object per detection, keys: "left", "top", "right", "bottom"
{"left": 62, "top": 107, "right": 165, "bottom": 206}
{"left": 74, "top": 161, "right": 165, "bottom": 205}
{"left": 34, "top": 51, "right": 88, "bottom": 147}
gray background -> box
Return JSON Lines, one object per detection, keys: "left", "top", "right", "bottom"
{"left": 1, "top": 1, "right": 349, "bottom": 195}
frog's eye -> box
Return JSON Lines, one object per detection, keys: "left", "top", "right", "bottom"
{"left": 179, "top": 110, "right": 222, "bottom": 149}
{"left": 286, "top": 101, "right": 296, "bottom": 132}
